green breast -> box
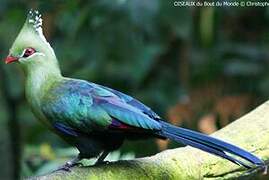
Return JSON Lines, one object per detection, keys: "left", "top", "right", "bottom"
{"left": 25, "top": 66, "right": 63, "bottom": 128}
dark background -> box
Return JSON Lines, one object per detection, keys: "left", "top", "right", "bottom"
{"left": 1, "top": 1, "right": 269, "bottom": 179}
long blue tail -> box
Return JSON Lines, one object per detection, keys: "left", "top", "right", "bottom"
{"left": 157, "top": 121, "right": 264, "bottom": 168}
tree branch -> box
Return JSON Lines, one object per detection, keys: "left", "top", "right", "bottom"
{"left": 29, "top": 101, "right": 269, "bottom": 179}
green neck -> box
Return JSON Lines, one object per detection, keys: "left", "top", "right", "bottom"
{"left": 23, "top": 58, "right": 63, "bottom": 109}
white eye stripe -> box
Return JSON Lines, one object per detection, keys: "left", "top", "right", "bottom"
{"left": 19, "top": 49, "right": 27, "bottom": 57}
{"left": 19, "top": 51, "right": 45, "bottom": 62}
{"left": 34, "top": 52, "right": 45, "bottom": 57}
{"left": 20, "top": 48, "right": 41, "bottom": 59}
{"left": 26, "top": 52, "right": 45, "bottom": 59}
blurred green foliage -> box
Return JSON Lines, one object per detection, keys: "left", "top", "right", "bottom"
{"left": 1, "top": 1, "right": 269, "bottom": 179}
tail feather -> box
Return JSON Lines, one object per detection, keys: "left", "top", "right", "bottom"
{"left": 161, "top": 130, "right": 249, "bottom": 168}
{"left": 157, "top": 121, "right": 264, "bottom": 168}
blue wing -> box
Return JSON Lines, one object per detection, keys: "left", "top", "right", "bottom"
{"left": 97, "top": 84, "right": 161, "bottom": 119}
{"left": 41, "top": 79, "right": 162, "bottom": 134}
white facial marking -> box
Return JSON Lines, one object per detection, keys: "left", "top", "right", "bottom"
{"left": 19, "top": 51, "right": 45, "bottom": 62}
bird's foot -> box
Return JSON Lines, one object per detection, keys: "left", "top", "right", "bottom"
{"left": 94, "top": 160, "right": 109, "bottom": 166}
{"left": 53, "top": 156, "right": 83, "bottom": 172}
{"left": 55, "top": 161, "right": 83, "bottom": 172}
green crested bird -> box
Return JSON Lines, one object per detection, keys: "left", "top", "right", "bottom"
{"left": 4, "top": 10, "right": 265, "bottom": 171}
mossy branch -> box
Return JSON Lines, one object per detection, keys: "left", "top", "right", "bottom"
{"left": 29, "top": 101, "right": 269, "bottom": 180}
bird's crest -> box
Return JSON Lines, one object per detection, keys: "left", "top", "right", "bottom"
{"left": 23, "top": 9, "right": 48, "bottom": 45}
{"left": 27, "top": 10, "right": 43, "bottom": 34}
{"left": 16, "top": 9, "right": 55, "bottom": 55}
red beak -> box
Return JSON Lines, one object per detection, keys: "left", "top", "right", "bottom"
{"left": 5, "top": 55, "right": 19, "bottom": 64}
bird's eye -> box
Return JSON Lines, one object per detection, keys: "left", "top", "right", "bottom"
{"left": 23, "top": 48, "right": 36, "bottom": 58}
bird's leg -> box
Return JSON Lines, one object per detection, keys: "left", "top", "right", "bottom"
{"left": 94, "top": 151, "right": 109, "bottom": 165}
{"left": 54, "top": 154, "right": 83, "bottom": 172}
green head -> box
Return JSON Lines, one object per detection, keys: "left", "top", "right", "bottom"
{"left": 5, "top": 10, "right": 60, "bottom": 75}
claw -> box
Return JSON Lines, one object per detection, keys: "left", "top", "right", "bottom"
{"left": 57, "top": 164, "right": 72, "bottom": 172}
{"left": 53, "top": 161, "right": 79, "bottom": 172}
{"left": 53, "top": 155, "right": 82, "bottom": 172}
{"left": 95, "top": 160, "right": 109, "bottom": 166}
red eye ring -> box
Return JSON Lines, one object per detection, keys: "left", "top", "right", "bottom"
{"left": 23, "top": 47, "right": 36, "bottom": 58}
